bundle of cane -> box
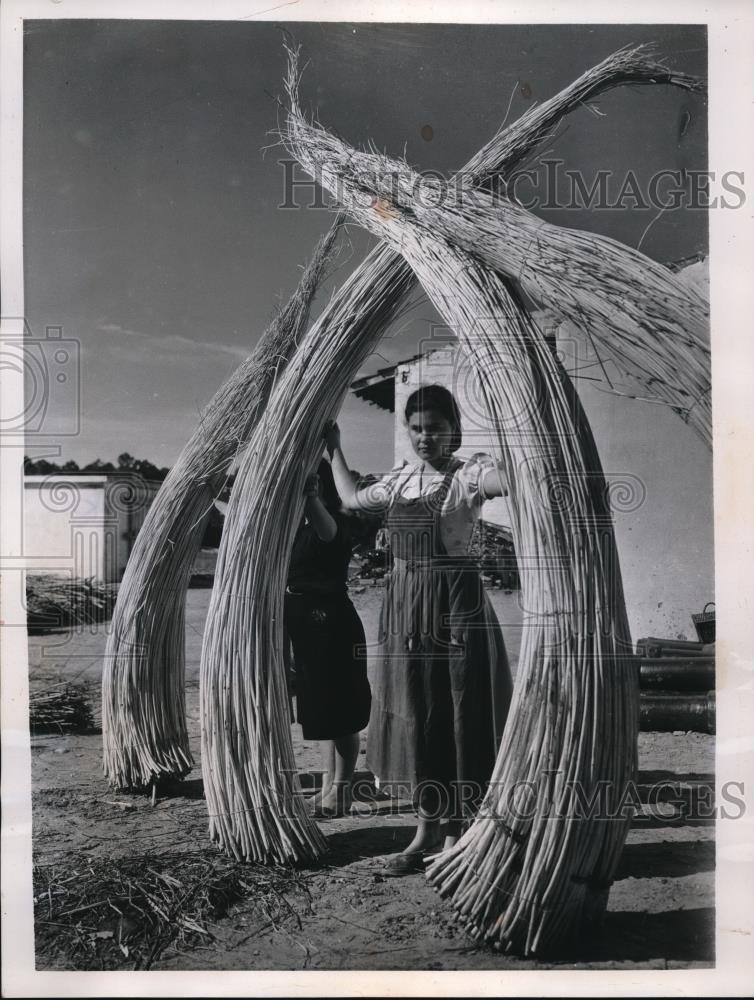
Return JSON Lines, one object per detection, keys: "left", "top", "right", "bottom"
{"left": 280, "top": 54, "right": 707, "bottom": 950}
{"left": 199, "top": 234, "right": 420, "bottom": 863}
{"left": 196, "top": 42, "right": 695, "bottom": 864}
{"left": 282, "top": 59, "right": 710, "bottom": 446}
{"left": 412, "top": 248, "right": 637, "bottom": 956}
{"left": 101, "top": 221, "right": 341, "bottom": 791}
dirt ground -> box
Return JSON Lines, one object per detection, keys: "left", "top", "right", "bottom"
{"left": 28, "top": 583, "right": 714, "bottom": 971}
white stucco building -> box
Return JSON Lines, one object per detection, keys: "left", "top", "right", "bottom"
{"left": 24, "top": 473, "right": 161, "bottom": 583}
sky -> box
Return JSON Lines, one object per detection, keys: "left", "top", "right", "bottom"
{"left": 22, "top": 20, "right": 707, "bottom": 474}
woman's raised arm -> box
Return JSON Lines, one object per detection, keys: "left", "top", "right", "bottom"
{"left": 324, "top": 420, "right": 391, "bottom": 513}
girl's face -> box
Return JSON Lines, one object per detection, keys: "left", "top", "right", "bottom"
{"left": 407, "top": 408, "right": 453, "bottom": 463}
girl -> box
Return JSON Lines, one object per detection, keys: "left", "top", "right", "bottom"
{"left": 325, "top": 384, "right": 514, "bottom": 874}
{"left": 283, "top": 458, "right": 371, "bottom": 817}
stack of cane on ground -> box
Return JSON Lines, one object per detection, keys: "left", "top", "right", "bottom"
{"left": 103, "top": 43, "right": 708, "bottom": 956}
{"left": 637, "top": 605, "right": 715, "bottom": 735}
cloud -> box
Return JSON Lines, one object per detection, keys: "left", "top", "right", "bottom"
{"left": 98, "top": 322, "right": 145, "bottom": 337}
{"left": 96, "top": 322, "right": 249, "bottom": 363}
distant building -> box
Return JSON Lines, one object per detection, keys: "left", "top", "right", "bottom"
{"left": 24, "top": 472, "right": 161, "bottom": 583}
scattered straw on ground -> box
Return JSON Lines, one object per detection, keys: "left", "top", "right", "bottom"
{"left": 29, "top": 683, "right": 96, "bottom": 735}
{"left": 26, "top": 575, "right": 117, "bottom": 634}
{"left": 33, "top": 850, "right": 313, "bottom": 970}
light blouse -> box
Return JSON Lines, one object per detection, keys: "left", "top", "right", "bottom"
{"left": 373, "top": 453, "right": 500, "bottom": 556}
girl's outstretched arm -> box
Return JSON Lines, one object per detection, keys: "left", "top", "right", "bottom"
{"left": 324, "top": 420, "right": 390, "bottom": 513}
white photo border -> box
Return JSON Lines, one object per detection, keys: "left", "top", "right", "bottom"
{"left": 2, "top": 1, "right": 752, "bottom": 996}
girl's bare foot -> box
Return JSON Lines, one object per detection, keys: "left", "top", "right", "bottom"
{"left": 307, "top": 774, "right": 333, "bottom": 807}
{"left": 312, "top": 780, "right": 352, "bottom": 817}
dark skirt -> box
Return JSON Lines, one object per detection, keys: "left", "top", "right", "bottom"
{"left": 365, "top": 560, "right": 513, "bottom": 809}
{"left": 283, "top": 590, "right": 371, "bottom": 740}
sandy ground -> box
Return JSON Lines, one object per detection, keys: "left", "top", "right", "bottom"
{"left": 28, "top": 583, "right": 714, "bottom": 971}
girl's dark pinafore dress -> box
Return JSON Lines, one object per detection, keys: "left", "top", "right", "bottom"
{"left": 284, "top": 517, "right": 371, "bottom": 740}
{"left": 366, "top": 464, "right": 512, "bottom": 816}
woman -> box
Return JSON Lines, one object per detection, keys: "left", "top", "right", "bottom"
{"left": 325, "top": 384, "right": 514, "bottom": 875}
{"left": 284, "top": 457, "right": 371, "bottom": 817}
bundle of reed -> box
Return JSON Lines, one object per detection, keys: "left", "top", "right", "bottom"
{"left": 101, "top": 221, "right": 341, "bottom": 791}
{"left": 199, "top": 230, "right": 417, "bottom": 864}
{"left": 282, "top": 58, "right": 710, "bottom": 446}
{"left": 278, "top": 52, "right": 714, "bottom": 952}
{"left": 26, "top": 574, "right": 117, "bottom": 634}
{"left": 405, "top": 239, "right": 636, "bottom": 956}
{"left": 33, "top": 849, "right": 311, "bottom": 970}
{"left": 197, "top": 42, "right": 698, "bottom": 866}
{"left": 29, "top": 683, "right": 96, "bottom": 735}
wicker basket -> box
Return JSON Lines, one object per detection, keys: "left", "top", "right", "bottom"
{"left": 691, "top": 602, "right": 716, "bottom": 644}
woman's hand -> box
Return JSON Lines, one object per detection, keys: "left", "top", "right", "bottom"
{"left": 323, "top": 420, "right": 341, "bottom": 457}
{"left": 324, "top": 421, "right": 383, "bottom": 513}
{"left": 481, "top": 464, "right": 508, "bottom": 499}
{"left": 303, "top": 473, "right": 320, "bottom": 498}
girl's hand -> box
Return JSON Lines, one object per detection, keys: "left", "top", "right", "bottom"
{"left": 304, "top": 473, "right": 320, "bottom": 498}
{"left": 323, "top": 420, "right": 341, "bottom": 456}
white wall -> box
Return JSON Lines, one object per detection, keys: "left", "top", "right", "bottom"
{"left": 555, "top": 343, "right": 713, "bottom": 645}
{"left": 24, "top": 474, "right": 162, "bottom": 583}
{"left": 24, "top": 476, "right": 110, "bottom": 581}
{"left": 554, "top": 259, "right": 713, "bottom": 642}
{"left": 105, "top": 477, "right": 160, "bottom": 580}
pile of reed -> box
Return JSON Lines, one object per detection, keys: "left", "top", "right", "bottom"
{"left": 101, "top": 222, "right": 340, "bottom": 791}
{"left": 29, "top": 683, "right": 96, "bottom": 735}
{"left": 409, "top": 238, "right": 636, "bottom": 956}
{"left": 33, "top": 850, "right": 310, "bottom": 970}
{"left": 198, "top": 42, "right": 696, "bottom": 867}
{"left": 26, "top": 575, "right": 117, "bottom": 634}
{"left": 280, "top": 47, "right": 706, "bottom": 952}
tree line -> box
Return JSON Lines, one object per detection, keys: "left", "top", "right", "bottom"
{"left": 23, "top": 453, "right": 170, "bottom": 482}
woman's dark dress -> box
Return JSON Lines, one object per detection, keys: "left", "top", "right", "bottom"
{"left": 284, "top": 515, "right": 371, "bottom": 740}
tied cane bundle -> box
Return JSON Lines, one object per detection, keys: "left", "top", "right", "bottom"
{"left": 280, "top": 50, "right": 708, "bottom": 951}
{"left": 199, "top": 237, "right": 420, "bottom": 863}
{"left": 197, "top": 42, "right": 697, "bottom": 864}
{"left": 102, "top": 222, "right": 340, "bottom": 790}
